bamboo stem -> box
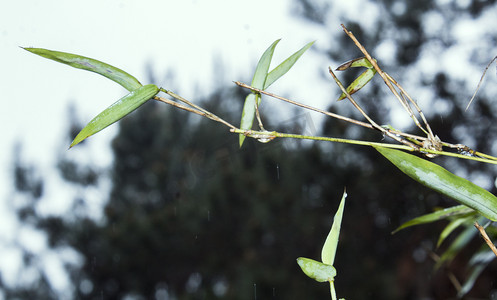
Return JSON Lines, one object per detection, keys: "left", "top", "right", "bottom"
{"left": 474, "top": 222, "right": 497, "bottom": 257}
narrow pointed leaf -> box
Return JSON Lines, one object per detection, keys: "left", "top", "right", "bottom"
{"left": 375, "top": 147, "right": 497, "bottom": 221}
{"left": 296, "top": 257, "right": 336, "bottom": 282}
{"left": 23, "top": 47, "right": 142, "bottom": 91}
{"left": 436, "top": 224, "right": 477, "bottom": 269}
{"left": 458, "top": 264, "right": 486, "bottom": 297}
{"left": 70, "top": 84, "right": 159, "bottom": 148}
{"left": 458, "top": 248, "right": 495, "bottom": 297}
{"left": 337, "top": 68, "right": 376, "bottom": 101}
{"left": 264, "top": 41, "right": 314, "bottom": 89}
{"left": 239, "top": 39, "right": 280, "bottom": 146}
{"left": 321, "top": 191, "right": 346, "bottom": 265}
{"left": 251, "top": 39, "right": 281, "bottom": 96}
{"left": 336, "top": 56, "right": 374, "bottom": 71}
{"left": 437, "top": 215, "right": 476, "bottom": 247}
{"left": 392, "top": 205, "right": 475, "bottom": 234}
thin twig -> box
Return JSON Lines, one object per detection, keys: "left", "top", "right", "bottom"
{"left": 474, "top": 222, "right": 497, "bottom": 257}
{"left": 254, "top": 96, "right": 266, "bottom": 131}
{"left": 466, "top": 56, "right": 497, "bottom": 111}
{"left": 341, "top": 24, "right": 437, "bottom": 143}
{"left": 236, "top": 81, "right": 431, "bottom": 143}
{"left": 234, "top": 81, "right": 375, "bottom": 130}
{"left": 328, "top": 67, "right": 420, "bottom": 150}
{"left": 154, "top": 88, "right": 237, "bottom": 130}
{"left": 231, "top": 128, "right": 497, "bottom": 164}
{"left": 234, "top": 81, "right": 497, "bottom": 161}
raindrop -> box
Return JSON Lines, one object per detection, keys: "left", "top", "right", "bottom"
{"left": 207, "top": 210, "right": 211, "bottom": 221}
{"left": 457, "top": 148, "right": 477, "bottom": 157}
{"left": 212, "top": 278, "right": 228, "bottom": 296}
{"left": 276, "top": 164, "right": 280, "bottom": 180}
{"left": 186, "top": 273, "right": 202, "bottom": 293}
{"left": 79, "top": 279, "right": 93, "bottom": 295}
{"left": 254, "top": 283, "right": 257, "bottom": 300}
{"left": 91, "top": 257, "right": 97, "bottom": 272}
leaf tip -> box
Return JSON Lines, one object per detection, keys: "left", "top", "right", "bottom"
{"left": 239, "top": 135, "right": 246, "bottom": 148}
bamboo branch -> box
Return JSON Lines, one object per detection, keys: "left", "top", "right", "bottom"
{"left": 474, "top": 222, "right": 497, "bottom": 257}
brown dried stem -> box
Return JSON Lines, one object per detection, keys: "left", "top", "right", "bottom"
{"left": 474, "top": 222, "right": 497, "bottom": 258}
{"left": 340, "top": 24, "right": 436, "bottom": 143}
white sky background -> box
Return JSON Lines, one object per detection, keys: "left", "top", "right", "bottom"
{"left": 1, "top": 0, "right": 496, "bottom": 297}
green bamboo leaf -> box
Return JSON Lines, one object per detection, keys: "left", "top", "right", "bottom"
{"left": 23, "top": 47, "right": 142, "bottom": 91}
{"left": 239, "top": 39, "right": 280, "bottom": 146}
{"left": 321, "top": 190, "right": 347, "bottom": 266}
{"left": 335, "top": 57, "right": 374, "bottom": 71}
{"left": 459, "top": 264, "right": 486, "bottom": 297}
{"left": 459, "top": 249, "right": 496, "bottom": 297}
{"left": 296, "top": 257, "right": 337, "bottom": 283}
{"left": 337, "top": 68, "right": 376, "bottom": 101}
{"left": 436, "top": 224, "right": 478, "bottom": 269}
{"left": 264, "top": 41, "right": 314, "bottom": 89}
{"left": 375, "top": 147, "right": 497, "bottom": 221}
{"left": 437, "top": 215, "right": 476, "bottom": 247}
{"left": 392, "top": 205, "right": 475, "bottom": 234}
{"left": 70, "top": 84, "right": 159, "bottom": 148}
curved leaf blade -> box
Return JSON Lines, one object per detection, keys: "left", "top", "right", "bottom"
{"left": 296, "top": 257, "right": 336, "bottom": 283}
{"left": 375, "top": 147, "right": 497, "bottom": 221}
{"left": 392, "top": 205, "right": 475, "bottom": 234}
{"left": 436, "top": 223, "right": 478, "bottom": 269}
{"left": 459, "top": 264, "right": 487, "bottom": 297}
{"left": 23, "top": 47, "right": 142, "bottom": 91}
{"left": 459, "top": 249, "right": 496, "bottom": 297}
{"left": 239, "top": 39, "right": 280, "bottom": 146}
{"left": 336, "top": 56, "right": 374, "bottom": 71}
{"left": 437, "top": 215, "right": 476, "bottom": 247}
{"left": 251, "top": 39, "right": 281, "bottom": 92}
{"left": 70, "top": 84, "right": 159, "bottom": 148}
{"left": 321, "top": 190, "right": 346, "bottom": 265}
{"left": 337, "top": 68, "right": 376, "bottom": 101}
{"left": 264, "top": 41, "right": 314, "bottom": 89}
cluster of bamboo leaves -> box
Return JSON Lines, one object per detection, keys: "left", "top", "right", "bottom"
{"left": 24, "top": 30, "right": 497, "bottom": 297}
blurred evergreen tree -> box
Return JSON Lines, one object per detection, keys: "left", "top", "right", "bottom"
{"left": 293, "top": 0, "right": 497, "bottom": 298}
{"left": 9, "top": 81, "right": 494, "bottom": 299}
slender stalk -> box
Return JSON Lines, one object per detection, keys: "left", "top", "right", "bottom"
{"left": 466, "top": 56, "right": 497, "bottom": 111}
{"left": 235, "top": 81, "right": 442, "bottom": 146}
{"left": 234, "top": 81, "right": 375, "bottom": 130}
{"left": 154, "top": 88, "right": 237, "bottom": 130}
{"left": 341, "top": 24, "right": 436, "bottom": 140}
{"left": 474, "top": 222, "right": 497, "bottom": 257}
{"left": 328, "top": 67, "right": 420, "bottom": 150}
{"left": 230, "top": 128, "right": 497, "bottom": 164}
{"left": 330, "top": 281, "right": 337, "bottom": 300}
{"left": 254, "top": 95, "right": 266, "bottom": 131}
